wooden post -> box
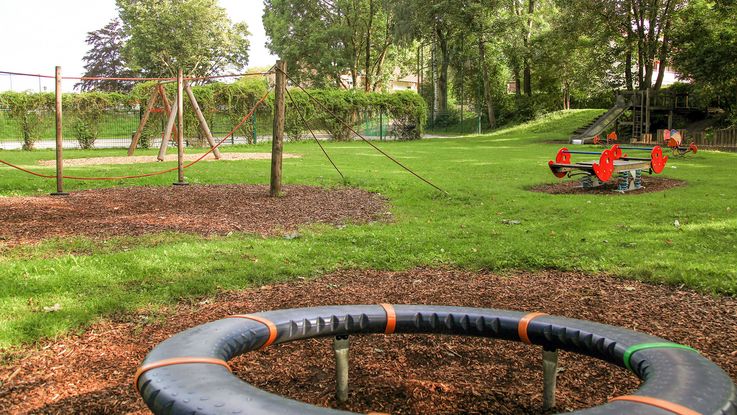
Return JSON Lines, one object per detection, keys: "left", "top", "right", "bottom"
{"left": 174, "top": 68, "right": 187, "bottom": 185}
{"left": 51, "top": 66, "right": 68, "bottom": 196}
{"left": 270, "top": 60, "right": 286, "bottom": 197}
{"left": 184, "top": 81, "right": 221, "bottom": 159}
{"left": 128, "top": 87, "right": 159, "bottom": 156}
{"left": 157, "top": 84, "right": 178, "bottom": 159}
{"left": 158, "top": 94, "right": 179, "bottom": 161}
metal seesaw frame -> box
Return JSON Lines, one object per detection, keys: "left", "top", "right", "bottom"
{"left": 548, "top": 144, "right": 668, "bottom": 191}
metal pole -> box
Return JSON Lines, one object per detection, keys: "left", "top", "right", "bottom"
{"left": 173, "top": 68, "right": 188, "bottom": 186}
{"left": 252, "top": 115, "right": 257, "bottom": 144}
{"left": 334, "top": 335, "right": 349, "bottom": 403}
{"left": 379, "top": 110, "right": 383, "bottom": 141}
{"left": 51, "top": 66, "right": 68, "bottom": 196}
{"left": 460, "top": 34, "right": 464, "bottom": 133}
{"left": 542, "top": 347, "right": 558, "bottom": 411}
{"left": 477, "top": 76, "right": 482, "bottom": 135}
{"left": 271, "top": 60, "right": 286, "bottom": 197}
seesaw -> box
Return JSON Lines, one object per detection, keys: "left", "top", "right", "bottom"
{"left": 664, "top": 129, "right": 698, "bottom": 156}
{"left": 548, "top": 144, "right": 668, "bottom": 192}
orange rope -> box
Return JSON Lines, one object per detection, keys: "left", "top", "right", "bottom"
{"left": 70, "top": 76, "right": 174, "bottom": 81}
{"left": 0, "top": 90, "right": 271, "bottom": 181}
{"left": 2, "top": 70, "right": 270, "bottom": 82}
{"left": 0, "top": 70, "right": 54, "bottom": 79}
{"left": 186, "top": 72, "right": 271, "bottom": 81}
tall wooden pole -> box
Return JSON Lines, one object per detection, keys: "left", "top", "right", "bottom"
{"left": 128, "top": 87, "right": 159, "bottom": 156}
{"left": 270, "top": 60, "right": 286, "bottom": 197}
{"left": 174, "top": 68, "right": 188, "bottom": 186}
{"left": 51, "top": 66, "right": 68, "bottom": 196}
{"left": 184, "top": 81, "right": 221, "bottom": 159}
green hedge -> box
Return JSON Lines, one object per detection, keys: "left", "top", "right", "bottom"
{"left": 283, "top": 89, "right": 427, "bottom": 141}
{"left": 0, "top": 82, "right": 426, "bottom": 149}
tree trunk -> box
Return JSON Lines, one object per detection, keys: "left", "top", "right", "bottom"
{"left": 364, "top": 0, "right": 374, "bottom": 92}
{"left": 435, "top": 27, "right": 449, "bottom": 115}
{"left": 514, "top": 64, "right": 522, "bottom": 96}
{"left": 625, "top": 3, "right": 634, "bottom": 91}
{"left": 653, "top": 13, "right": 672, "bottom": 90}
{"left": 523, "top": 0, "right": 535, "bottom": 96}
{"left": 478, "top": 37, "right": 495, "bottom": 128}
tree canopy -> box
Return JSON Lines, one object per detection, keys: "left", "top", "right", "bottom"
{"left": 77, "top": 19, "right": 135, "bottom": 92}
{"left": 114, "top": 0, "right": 250, "bottom": 78}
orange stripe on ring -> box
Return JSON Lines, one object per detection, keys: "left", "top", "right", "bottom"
{"left": 517, "top": 312, "right": 547, "bottom": 344}
{"left": 134, "top": 357, "right": 231, "bottom": 390}
{"left": 230, "top": 314, "right": 278, "bottom": 350}
{"left": 380, "top": 304, "right": 396, "bottom": 334}
{"left": 610, "top": 395, "right": 701, "bottom": 415}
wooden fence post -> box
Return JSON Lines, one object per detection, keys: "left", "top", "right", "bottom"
{"left": 51, "top": 66, "right": 68, "bottom": 196}
{"left": 173, "top": 68, "right": 188, "bottom": 186}
{"left": 270, "top": 60, "right": 286, "bottom": 197}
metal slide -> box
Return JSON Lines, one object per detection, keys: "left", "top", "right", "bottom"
{"left": 570, "top": 96, "right": 630, "bottom": 144}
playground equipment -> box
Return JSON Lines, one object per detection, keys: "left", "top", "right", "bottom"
{"left": 571, "top": 89, "right": 702, "bottom": 144}
{"left": 592, "top": 131, "right": 619, "bottom": 146}
{"left": 663, "top": 129, "right": 698, "bottom": 156}
{"left": 548, "top": 144, "right": 667, "bottom": 192}
{"left": 135, "top": 304, "right": 737, "bottom": 415}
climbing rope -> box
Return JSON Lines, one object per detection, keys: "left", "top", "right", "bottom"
{"left": 276, "top": 66, "right": 448, "bottom": 195}
{"left": 284, "top": 87, "right": 345, "bottom": 182}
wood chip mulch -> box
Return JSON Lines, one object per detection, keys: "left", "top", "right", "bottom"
{"left": 529, "top": 176, "right": 686, "bottom": 195}
{"left": 0, "top": 184, "right": 388, "bottom": 246}
{"left": 1, "top": 268, "right": 735, "bottom": 415}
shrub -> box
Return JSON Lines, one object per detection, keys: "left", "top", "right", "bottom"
{"left": 0, "top": 92, "right": 53, "bottom": 150}
{"left": 282, "top": 89, "right": 426, "bottom": 141}
{"left": 65, "top": 92, "right": 126, "bottom": 149}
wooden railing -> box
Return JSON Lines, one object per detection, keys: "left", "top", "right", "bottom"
{"left": 639, "top": 128, "right": 737, "bottom": 152}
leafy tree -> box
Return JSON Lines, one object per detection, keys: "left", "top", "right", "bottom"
{"left": 116, "top": 0, "right": 250, "bottom": 78}
{"left": 671, "top": 0, "right": 737, "bottom": 117}
{"left": 263, "top": 0, "right": 400, "bottom": 91}
{"left": 393, "top": 0, "right": 457, "bottom": 115}
{"left": 77, "top": 19, "right": 135, "bottom": 92}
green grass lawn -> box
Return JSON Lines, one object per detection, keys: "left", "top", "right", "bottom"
{"left": 1, "top": 108, "right": 736, "bottom": 348}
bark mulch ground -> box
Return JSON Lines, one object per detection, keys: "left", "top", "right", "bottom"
{"left": 529, "top": 176, "right": 686, "bottom": 195}
{"left": 1, "top": 268, "right": 735, "bottom": 414}
{"left": 0, "top": 184, "right": 388, "bottom": 246}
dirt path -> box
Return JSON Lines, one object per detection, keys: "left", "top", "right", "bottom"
{"left": 1, "top": 268, "right": 735, "bottom": 414}
{"left": 0, "top": 184, "right": 388, "bottom": 245}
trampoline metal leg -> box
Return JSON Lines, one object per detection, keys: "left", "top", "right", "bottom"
{"left": 334, "top": 335, "right": 349, "bottom": 403}
{"left": 542, "top": 347, "right": 558, "bottom": 411}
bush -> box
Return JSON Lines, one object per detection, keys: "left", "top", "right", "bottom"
{"left": 283, "top": 89, "right": 426, "bottom": 141}
{"left": 1, "top": 80, "right": 427, "bottom": 150}
{"left": 0, "top": 92, "right": 53, "bottom": 150}
{"left": 65, "top": 92, "right": 127, "bottom": 149}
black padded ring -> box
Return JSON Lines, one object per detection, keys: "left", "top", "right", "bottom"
{"left": 136, "top": 305, "right": 737, "bottom": 415}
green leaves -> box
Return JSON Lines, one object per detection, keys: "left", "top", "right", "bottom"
{"left": 115, "top": 0, "right": 250, "bottom": 78}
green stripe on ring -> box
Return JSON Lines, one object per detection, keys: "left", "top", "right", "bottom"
{"left": 623, "top": 342, "right": 699, "bottom": 372}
